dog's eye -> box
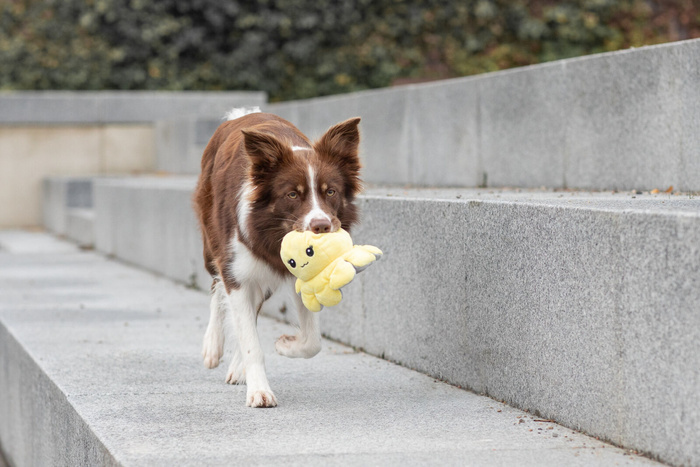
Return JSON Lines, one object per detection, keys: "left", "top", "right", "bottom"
{"left": 288, "top": 259, "right": 296, "bottom": 268}
{"left": 306, "top": 246, "right": 314, "bottom": 257}
{"left": 287, "top": 192, "right": 298, "bottom": 199}
{"left": 326, "top": 188, "right": 336, "bottom": 197}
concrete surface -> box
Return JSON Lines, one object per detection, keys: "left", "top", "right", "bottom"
{"left": 78, "top": 176, "right": 700, "bottom": 466}
{"left": 0, "top": 91, "right": 267, "bottom": 124}
{"left": 155, "top": 118, "right": 226, "bottom": 174}
{"left": 0, "top": 92, "right": 266, "bottom": 228}
{"left": 65, "top": 208, "right": 95, "bottom": 248}
{"left": 0, "top": 230, "right": 661, "bottom": 466}
{"left": 266, "top": 38, "right": 700, "bottom": 191}
{"left": 93, "top": 176, "right": 210, "bottom": 291}
{"left": 0, "top": 125, "right": 153, "bottom": 227}
{"left": 43, "top": 177, "right": 95, "bottom": 235}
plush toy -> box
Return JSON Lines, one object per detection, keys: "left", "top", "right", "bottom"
{"left": 280, "top": 228, "right": 382, "bottom": 312}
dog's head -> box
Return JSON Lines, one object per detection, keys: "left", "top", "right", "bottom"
{"left": 242, "top": 117, "right": 361, "bottom": 236}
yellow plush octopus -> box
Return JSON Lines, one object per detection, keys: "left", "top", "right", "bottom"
{"left": 280, "top": 229, "right": 382, "bottom": 312}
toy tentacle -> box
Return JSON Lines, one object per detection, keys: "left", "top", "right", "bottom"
{"left": 343, "top": 246, "right": 382, "bottom": 269}
{"left": 301, "top": 291, "right": 322, "bottom": 312}
{"left": 328, "top": 259, "right": 356, "bottom": 290}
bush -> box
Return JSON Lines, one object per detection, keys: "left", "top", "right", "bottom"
{"left": 1, "top": 0, "right": 698, "bottom": 101}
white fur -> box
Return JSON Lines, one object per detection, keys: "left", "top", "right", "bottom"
{"left": 226, "top": 283, "right": 277, "bottom": 407}
{"left": 202, "top": 278, "right": 227, "bottom": 369}
{"left": 291, "top": 145, "right": 310, "bottom": 151}
{"left": 303, "top": 165, "right": 331, "bottom": 229}
{"left": 229, "top": 233, "right": 283, "bottom": 291}
{"left": 224, "top": 106, "right": 261, "bottom": 121}
{"left": 274, "top": 285, "right": 322, "bottom": 358}
{"left": 222, "top": 234, "right": 282, "bottom": 406}
{"left": 237, "top": 181, "right": 253, "bottom": 241}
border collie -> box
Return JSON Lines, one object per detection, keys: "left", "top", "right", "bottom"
{"left": 194, "top": 109, "right": 362, "bottom": 407}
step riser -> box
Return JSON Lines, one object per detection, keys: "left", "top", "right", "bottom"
{"left": 94, "top": 180, "right": 211, "bottom": 291}
{"left": 90, "top": 179, "right": 700, "bottom": 466}
{"left": 0, "top": 322, "right": 117, "bottom": 467}
{"left": 268, "top": 40, "right": 700, "bottom": 192}
{"left": 343, "top": 197, "right": 700, "bottom": 465}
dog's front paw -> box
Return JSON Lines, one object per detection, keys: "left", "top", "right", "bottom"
{"left": 202, "top": 331, "right": 224, "bottom": 369}
{"left": 247, "top": 389, "right": 277, "bottom": 408}
{"left": 275, "top": 334, "right": 321, "bottom": 359}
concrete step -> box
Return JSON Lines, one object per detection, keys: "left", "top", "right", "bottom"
{"left": 0, "top": 230, "right": 660, "bottom": 466}
{"left": 65, "top": 208, "right": 95, "bottom": 248}
{"left": 269, "top": 39, "right": 700, "bottom": 192}
{"left": 43, "top": 175, "right": 700, "bottom": 466}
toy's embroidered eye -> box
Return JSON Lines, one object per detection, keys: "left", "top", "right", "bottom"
{"left": 287, "top": 191, "right": 298, "bottom": 199}
{"left": 326, "top": 188, "right": 336, "bottom": 197}
{"left": 288, "top": 259, "right": 296, "bottom": 268}
{"left": 305, "top": 246, "right": 314, "bottom": 257}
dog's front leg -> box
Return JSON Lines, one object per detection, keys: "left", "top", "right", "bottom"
{"left": 275, "top": 282, "right": 322, "bottom": 358}
{"left": 227, "top": 285, "right": 277, "bottom": 408}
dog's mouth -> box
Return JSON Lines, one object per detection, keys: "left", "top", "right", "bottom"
{"left": 300, "top": 262, "right": 309, "bottom": 268}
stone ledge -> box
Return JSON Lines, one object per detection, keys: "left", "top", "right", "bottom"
{"left": 0, "top": 231, "right": 656, "bottom": 466}
{"left": 266, "top": 39, "right": 700, "bottom": 191}
{"left": 0, "top": 91, "right": 266, "bottom": 125}
{"left": 44, "top": 175, "right": 700, "bottom": 466}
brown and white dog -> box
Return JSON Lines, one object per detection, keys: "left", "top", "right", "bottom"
{"left": 193, "top": 108, "right": 362, "bottom": 407}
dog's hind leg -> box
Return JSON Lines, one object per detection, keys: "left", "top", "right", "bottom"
{"left": 202, "top": 278, "right": 226, "bottom": 369}
{"left": 225, "top": 347, "right": 245, "bottom": 385}
{"left": 227, "top": 284, "right": 277, "bottom": 408}
{"left": 275, "top": 281, "right": 322, "bottom": 359}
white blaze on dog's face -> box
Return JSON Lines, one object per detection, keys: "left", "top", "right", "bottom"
{"left": 241, "top": 117, "right": 362, "bottom": 239}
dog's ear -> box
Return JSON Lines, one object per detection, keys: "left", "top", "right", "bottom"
{"left": 315, "top": 117, "right": 361, "bottom": 164}
{"left": 315, "top": 117, "right": 362, "bottom": 192}
{"left": 242, "top": 130, "right": 293, "bottom": 179}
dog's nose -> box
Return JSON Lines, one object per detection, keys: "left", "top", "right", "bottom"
{"left": 309, "top": 218, "right": 332, "bottom": 234}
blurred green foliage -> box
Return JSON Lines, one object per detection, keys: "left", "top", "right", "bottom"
{"left": 1, "top": 0, "right": 698, "bottom": 100}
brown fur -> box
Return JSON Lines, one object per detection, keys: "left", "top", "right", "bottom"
{"left": 193, "top": 113, "right": 361, "bottom": 293}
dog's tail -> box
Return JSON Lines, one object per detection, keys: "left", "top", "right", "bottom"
{"left": 223, "top": 106, "right": 261, "bottom": 121}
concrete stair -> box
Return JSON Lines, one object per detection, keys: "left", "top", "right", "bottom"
{"left": 0, "top": 230, "right": 661, "bottom": 466}
{"left": 36, "top": 175, "right": 700, "bottom": 466}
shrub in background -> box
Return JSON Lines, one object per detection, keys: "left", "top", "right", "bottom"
{"left": 1, "top": 0, "right": 698, "bottom": 101}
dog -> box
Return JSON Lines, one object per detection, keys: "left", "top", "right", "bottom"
{"left": 193, "top": 108, "right": 362, "bottom": 407}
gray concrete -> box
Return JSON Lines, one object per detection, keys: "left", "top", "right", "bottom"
{"left": 93, "top": 176, "right": 211, "bottom": 290}
{"left": 42, "top": 177, "right": 95, "bottom": 235}
{"left": 65, "top": 208, "right": 95, "bottom": 248}
{"left": 266, "top": 38, "right": 700, "bottom": 191}
{"left": 333, "top": 188, "right": 700, "bottom": 467}
{"left": 154, "top": 119, "right": 226, "bottom": 174}
{"left": 0, "top": 91, "right": 266, "bottom": 124}
{"left": 0, "top": 230, "right": 660, "bottom": 466}
{"left": 78, "top": 176, "right": 700, "bottom": 465}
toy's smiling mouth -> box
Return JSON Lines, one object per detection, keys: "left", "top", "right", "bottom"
{"left": 300, "top": 262, "right": 309, "bottom": 268}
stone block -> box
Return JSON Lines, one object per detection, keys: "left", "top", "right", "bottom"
{"left": 46, "top": 175, "right": 700, "bottom": 464}
{"left": 0, "top": 230, "right": 659, "bottom": 466}
{"left": 267, "top": 39, "right": 700, "bottom": 191}
{"left": 93, "top": 177, "right": 210, "bottom": 290}
{"left": 563, "top": 44, "right": 684, "bottom": 191}
{"left": 0, "top": 91, "right": 267, "bottom": 124}
{"left": 408, "top": 79, "right": 481, "bottom": 186}
{"left": 478, "top": 62, "right": 568, "bottom": 188}
{"left": 65, "top": 208, "right": 95, "bottom": 248}
{"left": 42, "top": 177, "right": 93, "bottom": 234}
